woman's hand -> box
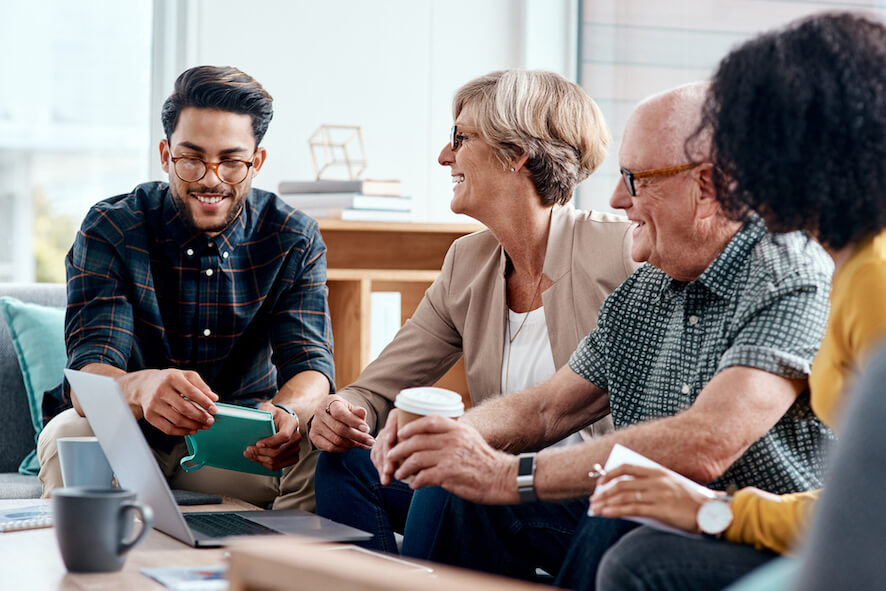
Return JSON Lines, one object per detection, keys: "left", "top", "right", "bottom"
{"left": 309, "top": 395, "right": 375, "bottom": 452}
{"left": 589, "top": 464, "right": 716, "bottom": 533}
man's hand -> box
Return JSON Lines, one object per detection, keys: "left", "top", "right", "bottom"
{"left": 369, "top": 409, "right": 401, "bottom": 485}
{"left": 385, "top": 415, "right": 518, "bottom": 505}
{"left": 309, "top": 395, "right": 375, "bottom": 452}
{"left": 117, "top": 368, "right": 218, "bottom": 436}
{"left": 244, "top": 402, "right": 302, "bottom": 471}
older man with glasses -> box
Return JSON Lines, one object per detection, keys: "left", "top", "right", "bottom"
{"left": 37, "top": 65, "right": 334, "bottom": 512}
{"left": 380, "top": 82, "right": 835, "bottom": 589}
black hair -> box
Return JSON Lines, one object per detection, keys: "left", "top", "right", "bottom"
{"left": 160, "top": 65, "right": 273, "bottom": 146}
{"left": 695, "top": 12, "right": 886, "bottom": 250}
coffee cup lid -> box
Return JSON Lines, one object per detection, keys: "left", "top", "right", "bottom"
{"left": 394, "top": 387, "right": 464, "bottom": 417}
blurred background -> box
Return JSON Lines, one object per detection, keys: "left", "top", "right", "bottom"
{"left": 1, "top": 0, "right": 881, "bottom": 283}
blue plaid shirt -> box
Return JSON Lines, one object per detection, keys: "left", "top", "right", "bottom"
{"left": 43, "top": 182, "right": 334, "bottom": 449}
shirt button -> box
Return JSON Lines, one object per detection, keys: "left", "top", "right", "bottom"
{"left": 205, "top": 268, "right": 214, "bottom": 277}
{"left": 186, "top": 248, "right": 194, "bottom": 256}
{"left": 208, "top": 242, "right": 215, "bottom": 248}
{"left": 688, "top": 315, "right": 699, "bottom": 325}
{"left": 222, "top": 251, "right": 229, "bottom": 259}
{"left": 681, "top": 384, "right": 691, "bottom": 394}
{"left": 203, "top": 328, "right": 211, "bottom": 337}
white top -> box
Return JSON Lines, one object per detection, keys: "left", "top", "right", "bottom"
{"left": 502, "top": 306, "right": 581, "bottom": 447}
{"left": 502, "top": 306, "right": 556, "bottom": 395}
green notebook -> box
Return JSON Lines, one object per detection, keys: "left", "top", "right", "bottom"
{"left": 180, "top": 402, "right": 283, "bottom": 477}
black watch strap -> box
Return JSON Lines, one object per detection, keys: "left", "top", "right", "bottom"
{"left": 517, "top": 452, "right": 538, "bottom": 503}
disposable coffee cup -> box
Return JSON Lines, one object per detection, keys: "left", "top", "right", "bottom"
{"left": 57, "top": 436, "right": 114, "bottom": 488}
{"left": 394, "top": 387, "right": 464, "bottom": 440}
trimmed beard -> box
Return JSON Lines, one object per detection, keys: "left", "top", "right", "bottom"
{"left": 169, "top": 182, "right": 245, "bottom": 234}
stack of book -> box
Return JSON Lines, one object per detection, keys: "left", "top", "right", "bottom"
{"left": 278, "top": 179, "right": 412, "bottom": 222}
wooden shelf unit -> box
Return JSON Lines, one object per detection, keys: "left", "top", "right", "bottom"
{"left": 318, "top": 220, "right": 483, "bottom": 399}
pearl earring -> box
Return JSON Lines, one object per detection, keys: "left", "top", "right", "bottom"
{"left": 510, "top": 167, "right": 515, "bottom": 172}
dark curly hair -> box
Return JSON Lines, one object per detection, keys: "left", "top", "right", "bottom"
{"left": 695, "top": 12, "right": 886, "bottom": 250}
{"left": 161, "top": 65, "right": 274, "bottom": 147}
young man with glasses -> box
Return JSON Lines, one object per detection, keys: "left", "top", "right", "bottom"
{"left": 37, "top": 66, "right": 334, "bottom": 512}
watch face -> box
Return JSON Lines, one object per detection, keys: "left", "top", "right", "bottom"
{"left": 698, "top": 499, "right": 733, "bottom": 535}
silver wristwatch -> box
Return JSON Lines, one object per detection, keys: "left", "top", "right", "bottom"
{"left": 697, "top": 494, "right": 734, "bottom": 536}
{"left": 272, "top": 402, "right": 299, "bottom": 427}
{"left": 517, "top": 453, "right": 538, "bottom": 503}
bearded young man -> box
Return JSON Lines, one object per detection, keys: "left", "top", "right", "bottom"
{"left": 37, "top": 66, "right": 334, "bottom": 511}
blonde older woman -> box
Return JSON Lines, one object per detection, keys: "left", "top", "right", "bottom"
{"left": 311, "top": 70, "right": 636, "bottom": 552}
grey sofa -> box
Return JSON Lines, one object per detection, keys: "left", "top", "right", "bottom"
{"left": 0, "top": 283, "right": 67, "bottom": 498}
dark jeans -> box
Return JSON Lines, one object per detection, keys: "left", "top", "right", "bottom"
{"left": 401, "top": 486, "right": 637, "bottom": 588}
{"left": 314, "top": 449, "right": 414, "bottom": 553}
{"left": 597, "top": 527, "right": 777, "bottom": 591}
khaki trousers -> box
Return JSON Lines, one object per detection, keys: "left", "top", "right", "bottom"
{"left": 37, "top": 408, "right": 318, "bottom": 511}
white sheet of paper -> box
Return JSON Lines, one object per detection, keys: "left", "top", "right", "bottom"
{"left": 589, "top": 443, "right": 715, "bottom": 538}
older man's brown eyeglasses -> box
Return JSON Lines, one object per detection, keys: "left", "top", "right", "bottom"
{"left": 620, "top": 162, "right": 700, "bottom": 196}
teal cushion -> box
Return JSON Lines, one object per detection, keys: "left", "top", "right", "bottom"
{"left": 0, "top": 297, "right": 66, "bottom": 475}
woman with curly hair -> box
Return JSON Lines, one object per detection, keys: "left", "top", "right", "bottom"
{"left": 586, "top": 11, "right": 886, "bottom": 590}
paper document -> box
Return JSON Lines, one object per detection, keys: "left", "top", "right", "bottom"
{"left": 0, "top": 504, "right": 53, "bottom": 533}
{"left": 591, "top": 443, "right": 715, "bottom": 538}
{"left": 140, "top": 564, "right": 227, "bottom": 590}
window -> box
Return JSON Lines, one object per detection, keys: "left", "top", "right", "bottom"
{"left": 0, "top": 0, "right": 153, "bottom": 282}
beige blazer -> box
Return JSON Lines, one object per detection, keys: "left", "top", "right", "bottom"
{"left": 337, "top": 204, "right": 638, "bottom": 439}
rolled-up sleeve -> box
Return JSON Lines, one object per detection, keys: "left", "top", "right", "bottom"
{"left": 270, "top": 222, "right": 335, "bottom": 391}
{"left": 718, "top": 273, "right": 831, "bottom": 380}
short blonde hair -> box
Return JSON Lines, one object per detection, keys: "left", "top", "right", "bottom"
{"left": 453, "top": 70, "right": 610, "bottom": 205}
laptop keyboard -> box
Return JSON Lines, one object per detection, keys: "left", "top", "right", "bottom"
{"left": 184, "top": 512, "right": 279, "bottom": 538}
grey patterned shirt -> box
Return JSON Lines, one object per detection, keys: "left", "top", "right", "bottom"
{"left": 569, "top": 216, "right": 835, "bottom": 494}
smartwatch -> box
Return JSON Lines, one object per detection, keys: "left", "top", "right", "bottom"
{"left": 517, "top": 453, "right": 538, "bottom": 503}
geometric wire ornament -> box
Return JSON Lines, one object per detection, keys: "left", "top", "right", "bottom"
{"left": 308, "top": 124, "right": 367, "bottom": 181}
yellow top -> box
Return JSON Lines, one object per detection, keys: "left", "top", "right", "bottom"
{"left": 724, "top": 229, "right": 886, "bottom": 553}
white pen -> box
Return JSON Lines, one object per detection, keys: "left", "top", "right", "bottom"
{"left": 181, "top": 395, "right": 214, "bottom": 420}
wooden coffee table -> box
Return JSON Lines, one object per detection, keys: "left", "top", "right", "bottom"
{"left": 0, "top": 497, "right": 255, "bottom": 590}
{"left": 1, "top": 498, "right": 553, "bottom": 591}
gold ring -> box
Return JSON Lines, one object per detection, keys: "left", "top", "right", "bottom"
{"left": 325, "top": 398, "right": 344, "bottom": 415}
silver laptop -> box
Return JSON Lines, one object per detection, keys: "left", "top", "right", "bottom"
{"left": 65, "top": 369, "right": 372, "bottom": 548}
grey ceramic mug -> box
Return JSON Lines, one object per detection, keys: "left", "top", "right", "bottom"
{"left": 51, "top": 487, "right": 154, "bottom": 573}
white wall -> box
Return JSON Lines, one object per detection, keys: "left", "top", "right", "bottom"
{"left": 150, "top": 0, "right": 574, "bottom": 223}
{"left": 577, "top": 0, "right": 886, "bottom": 213}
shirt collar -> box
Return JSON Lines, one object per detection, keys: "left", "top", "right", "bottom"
{"left": 693, "top": 214, "right": 767, "bottom": 299}
{"left": 161, "top": 184, "right": 250, "bottom": 254}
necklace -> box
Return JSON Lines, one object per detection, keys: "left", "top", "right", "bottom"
{"left": 508, "top": 271, "right": 544, "bottom": 344}
{"left": 504, "top": 270, "right": 544, "bottom": 393}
